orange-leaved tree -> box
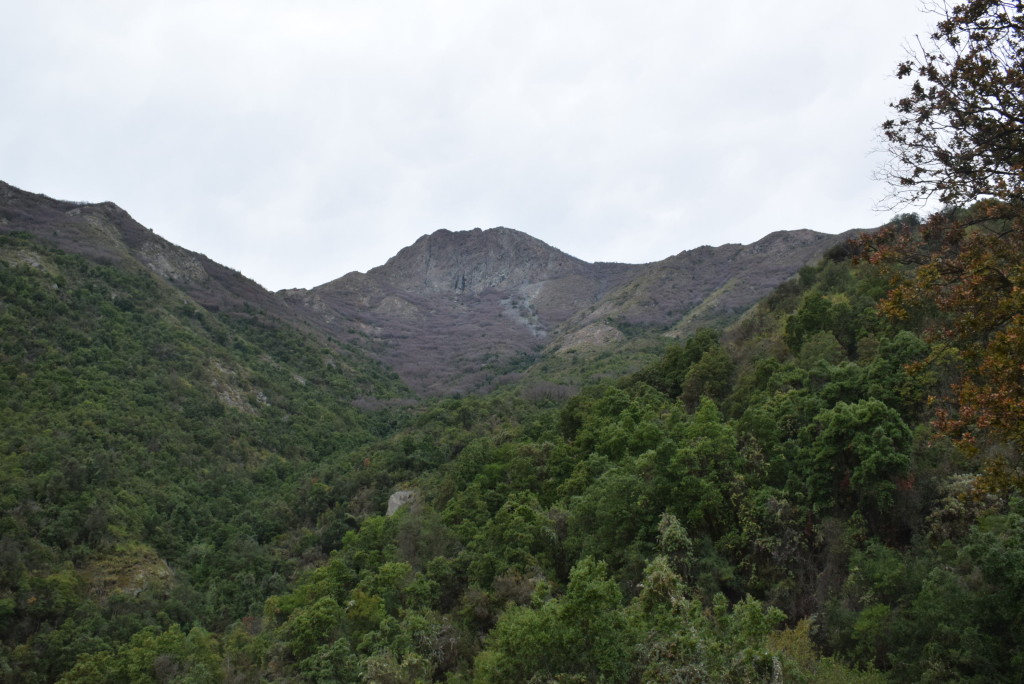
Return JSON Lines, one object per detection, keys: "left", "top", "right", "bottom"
{"left": 864, "top": 0, "right": 1024, "bottom": 494}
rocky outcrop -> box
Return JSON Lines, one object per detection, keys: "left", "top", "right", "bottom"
{"left": 372, "top": 227, "right": 591, "bottom": 296}
{"left": 386, "top": 490, "right": 419, "bottom": 516}
{"left": 288, "top": 226, "right": 857, "bottom": 394}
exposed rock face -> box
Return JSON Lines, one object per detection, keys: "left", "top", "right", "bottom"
{"left": 288, "top": 226, "right": 857, "bottom": 394}
{"left": 285, "top": 227, "right": 647, "bottom": 393}
{"left": 138, "top": 241, "right": 210, "bottom": 284}
{"left": 386, "top": 490, "right": 418, "bottom": 516}
{"left": 375, "top": 227, "right": 590, "bottom": 295}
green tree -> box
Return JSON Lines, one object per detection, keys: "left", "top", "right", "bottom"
{"left": 59, "top": 624, "right": 221, "bottom": 683}
{"left": 679, "top": 343, "right": 736, "bottom": 410}
{"left": 629, "top": 556, "right": 787, "bottom": 683}
{"left": 283, "top": 596, "right": 345, "bottom": 660}
{"left": 474, "top": 557, "right": 636, "bottom": 683}
{"left": 465, "top": 492, "right": 557, "bottom": 587}
{"left": 870, "top": 501, "right": 1024, "bottom": 681}
{"left": 634, "top": 328, "right": 721, "bottom": 398}
{"left": 668, "top": 398, "right": 741, "bottom": 537}
{"left": 795, "top": 399, "right": 911, "bottom": 522}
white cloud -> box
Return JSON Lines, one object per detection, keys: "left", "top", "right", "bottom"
{"left": 1, "top": 0, "right": 938, "bottom": 290}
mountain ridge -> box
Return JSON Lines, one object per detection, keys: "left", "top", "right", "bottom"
{"left": 289, "top": 225, "right": 860, "bottom": 393}
{"left": 0, "top": 181, "right": 299, "bottom": 322}
{"left": 1, "top": 180, "right": 861, "bottom": 394}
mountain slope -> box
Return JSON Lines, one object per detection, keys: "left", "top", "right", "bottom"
{"left": 1, "top": 180, "right": 860, "bottom": 396}
{"left": 287, "top": 226, "right": 859, "bottom": 394}
{"left": 0, "top": 227, "right": 416, "bottom": 679}
{"left": 0, "top": 181, "right": 293, "bottom": 320}
{"left": 567, "top": 228, "right": 858, "bottom": 340}
{"left": 285, "top": 227, "right": 644, "bottom": 393}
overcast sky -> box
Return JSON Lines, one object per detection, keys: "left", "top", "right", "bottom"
{"left": 2, "top": 1, "right": 938, "bottom": 291}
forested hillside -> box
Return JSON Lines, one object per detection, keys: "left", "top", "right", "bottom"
{"left": 0, "top": 232, "right": 412, "bottom": 681}
{"left": 178, "top": 251, "right": 1018, "bottom": 682}
{"left": 4, "top": 222, "right": 1023, "bottom": 681}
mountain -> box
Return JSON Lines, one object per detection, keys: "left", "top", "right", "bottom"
{"left": 0, "top": 200, "right": 415, "bottom": 678}
{"left": 0, "top": 181, "right": 406, "bottom": 403}
{"left": 0, "top": 181, "right": 294, "bottom": 320}
{"left": 282, "top": 228, "right": 644, "bottom": 393}
{"left": 285, "top": 226, "right": 858, "bottom": 394}
{"left": 1, "top": 181, "right": 858, "bottom": 395}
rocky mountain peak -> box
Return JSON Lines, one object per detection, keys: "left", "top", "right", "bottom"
{"left": 369, "top": 226, "right": 588, "bottom": 295}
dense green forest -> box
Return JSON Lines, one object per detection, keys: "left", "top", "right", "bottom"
{"left": 4, "top": 1, "right": 1024, "bottom": 680}
{"left": 3, "top": 221, "right": 1022, "bottom": 682}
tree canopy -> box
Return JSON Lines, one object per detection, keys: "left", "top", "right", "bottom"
{"left": 866, "top": 0, "right": 1024, "bottom": 493}
{"left": 881, "top": 0, "right": 1024, "bottom": 208}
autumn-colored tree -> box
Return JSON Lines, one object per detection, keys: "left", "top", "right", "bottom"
{"left": 880, "top": 0, "right": 1024, "bottom": 207}
{"left": 862, "top": 207, "right": 1024, "bottom": 491}
{"left": 865, "top": 0, "right": 1024, "bottom": 493}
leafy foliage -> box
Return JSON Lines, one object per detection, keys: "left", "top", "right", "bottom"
{"left": 3, "top": 229, "right": 1020, "bottom": 681}
{"left": 867, "top": 0, "right": 1024, "bottom": 493}
{"left": 881, "top": 0, "right": 1024, "bottom": 206}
